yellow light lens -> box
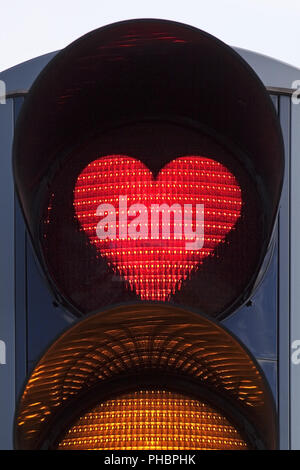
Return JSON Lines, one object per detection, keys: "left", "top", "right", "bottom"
{"left": 58, "top": 390, "right": 248, "bottom": 450}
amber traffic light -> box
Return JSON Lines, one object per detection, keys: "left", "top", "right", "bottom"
{"left": 57, "top": 390, "right": 249, "bottom": 451}
{"left": 15, "top": 305, "right": 276, "bottom": 450}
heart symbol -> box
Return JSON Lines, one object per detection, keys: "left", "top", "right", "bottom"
{"left": 74, "top": 155, "right": 242, "bottom": 301}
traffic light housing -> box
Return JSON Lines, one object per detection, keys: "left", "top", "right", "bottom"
{"left": 0, "top": 18, "right": 289, "bottom": 450}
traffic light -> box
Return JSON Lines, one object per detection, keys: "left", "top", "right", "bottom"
{"left": 13, "top": 19, "right": 284, "bottom": 320}
{"left": 15, "top": 305, "right": 276, "bottom": 450}
{"left": 0, "top": 18, "right": 292, "bottom": 450}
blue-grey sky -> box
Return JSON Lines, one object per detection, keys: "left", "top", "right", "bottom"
{"left": 1, "top": 0, "right": 299, "bottom": 72}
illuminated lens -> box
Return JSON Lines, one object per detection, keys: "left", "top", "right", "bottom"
{"left": 74, "top": 155, "right": 242, "bottom": 302}
{"left": 57, "top": 390, "right": 248, "bottom": 450}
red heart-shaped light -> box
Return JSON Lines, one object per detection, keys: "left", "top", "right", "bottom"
{"left": 74, "top": 155, "right": 242, "bottom": 301}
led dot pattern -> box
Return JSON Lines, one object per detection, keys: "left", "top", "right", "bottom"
{"left": 73, "top": 155, "right": 242, "bottom": 301}
{"left": 58, "top": 390, "right": 248, "bottom": 450}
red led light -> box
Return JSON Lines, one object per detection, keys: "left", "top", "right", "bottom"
{"left": 74, "top": 156, "right": 242, "bottom": 301}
